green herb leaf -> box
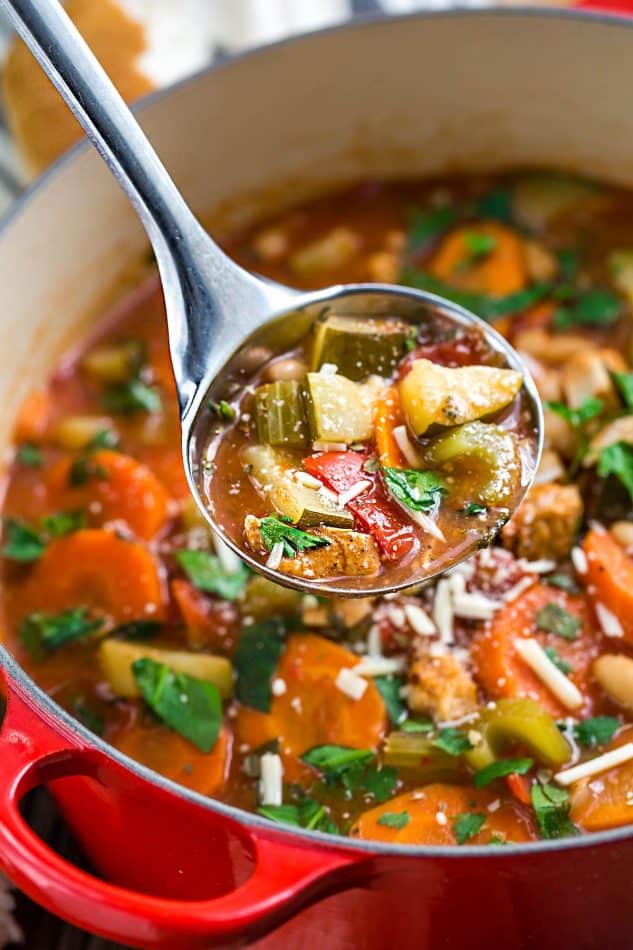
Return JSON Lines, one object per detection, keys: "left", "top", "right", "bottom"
{"left": 374, "top": 675, "right": 407, "bottom": 726}
{"left": 556, "top": 248, "right": 580, "bottom": 281}
{"left": 535, "top": 602, "right": 581, "bottom": 641}
{"left": 473, "top": 757, "right": 533, "bottom": 789}
{"left": 16, "top": 443, "right": 42, "bottom": 468}
{"left": 72, "top": 699, "right": 105, "bottom": 736}
{"left": 544, "top": 646, "right": 572, "bottom": 675}
{"left": 463, "top": 502, "right": 487, "bottom": 516}
{"left": 208, "top": 400, "right": 236, "bottom": 422}
{"left": 258, "top": 515, "right": 330, "bottom": 559}
{"left": 553, "top": 288, "right": 622, "bottom": 330}
{"left": 406, "top": 205, "right": 455, "bottom": 253}
{"left": 301, "top": 743, "right": 396, "bottom": 802}
{"left": 611, "top": 371, "right": 633, "bottom": 410}
{"left": 377, "top": 810, "right": 409, "bottom": 830}
{"left": 233, "top": 618, "right": 286, "bottom": 712}
{"left": 432, "top": 727, "right": 473, "bottom": 757}
{"left": 68, "top": 457, "right": 109, "bottom": 487}
{"left": 546, "top": 397, "right": 603, "bottom": 429}
{"left": 86, "top": 428, "right": 119, "bottom": 451}
{"left": 258, "top": 798, "right": 338, "bottom": 834}
{"left": 597, "top": 441, "right": 633, "bottom": 501}
{"left": 103, "top": 379, "right": 161, "bottom": 415}
{"left": 545, "top": 573, "right": 580, "bottom": 595}
{"left": 401, "top": 270, "right": 551, "bottom": 322}
{"left": 132, "top": 657, "right": 222, "bottom": 752}
{"left": 530, "top": 782, "right": 578, "bottom": 840}
{"left": 2, "top": 518, "right": 45, "bottom": 562}
{"left": 464, "top": 231, "right": 497, "bottom": 261}
{"left": 110, "top": 619, "right": 162, "bottom": 641}
{"left": 487, "top": 833, "right": 509, "bottom": 846}
{"left": 474, "top": 188, "right": 513, "bottom": 223}
{"left": 20, "top": 607, "right": 103, "bottom": 659}
{"left": 357, "top": 765, "right": 398, "bottom": 803}
{"left": 573, "top": 716, "right": 620, "bottom": 748}
{"left": 301, "top": 744, "right": 374, "bottom": 776}
{"left": 176, "top": 549, "right": 250, "bottom": 600}
{"left": 382, "top": 467, "right": 445, "bottom": 514}
{"left": 399, "top": 717, "right": 434, "bottom": 733}
{"left": 453, "top": 812, "right": 486, "bottom": 844}
{"left": 258, "top": 804, "right": 301, "bottom": 826}
{"left": 41, "top": 510, "right": 85, "bottom": 538}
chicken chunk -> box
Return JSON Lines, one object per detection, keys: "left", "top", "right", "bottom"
{"left": 243, "top": 515, "right": 380, "bottom": 579}
{"left": 501, "top": 482, "right": 583, "bottom": 560}
{"left": 408, "top": 645, "right": 478, "bottom": 722}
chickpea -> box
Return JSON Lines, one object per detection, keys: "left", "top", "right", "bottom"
{"left": 593, "top": 654, "right": 633, "bottom": 714}
{"left": 264, "top": 357, "right": 308, "bottom": 383}
{"left": 609, "top": 521, "right": 633, "bottom": 550}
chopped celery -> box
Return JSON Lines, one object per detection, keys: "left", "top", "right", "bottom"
{"left": 303, "top": 372, "right": 377, "bottom": 444}
{"left": 311, "top": 315, "right": 412, "bottom": 380}
{"left": 242, "top": 445, "right": 353, "bottom": 528}
{"left": 464, "top": 698, "right": 571, "bottom": 771}
{"left": 383, "top": 731, "right": 464, "bottom": 781}
{"left": 398, "top": 359, "right": 522, "bottom": 436}
{"left": 512, "top": 174, "right": 599, "bottom": 231}
{"left": 255, "top": 380, "right": 308, "bottom": 447}
{"left": 423, "top": 422, "right": 521, "bottom": 506}
{"left": 609, "top": 250, "right": 633, "bottom": 308}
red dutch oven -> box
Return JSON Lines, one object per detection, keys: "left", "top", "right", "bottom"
{"left": 1, "top": 7, "right": 633, "bottom": 948}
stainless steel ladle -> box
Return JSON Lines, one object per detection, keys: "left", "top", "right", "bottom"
{"left": 3, "top": 0, "right": 543, "bottom": 596}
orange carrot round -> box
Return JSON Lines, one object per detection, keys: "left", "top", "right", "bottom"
{"left": 235, "top": 633, "right": 387, "bottom": 781}
{"left": 583, "top": 528, "right": 633, "bottom": 644}
{"left": 430, "top": 221, "right": 527, "bottom": 295}
{"left": 351, "top": 784, "right": 536, "bottom": 844}
{"left": 471, "top": 583, "right": 601, "bottom": 717}
{"left": 570, "top": 726, "right": 633, "bottom": 831}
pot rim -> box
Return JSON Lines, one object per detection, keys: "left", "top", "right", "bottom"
{"left": 2, "top": 3, "right": 633, "bottom": 861}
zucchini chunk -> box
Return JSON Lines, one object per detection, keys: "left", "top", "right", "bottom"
{"left": 609, "top": 250, "right": 633, "bottom": 308}
{"left": 423, "top": 421, "right": 521, "bottom": 506}
{"left": 303, "top": 372, "right": 377, "bottom": 444}
{"left": 255, "top": 380, "right": 308, "bottom": 447}
{"left": 311, "top": 315, "right": 411, "bottom": 380}
{"left": 98, "top": 639, "right": 233, "bottom": 699}
{"left": 242, "top": 445, "right": 353, "bottom": 528}
{"left": 398, "top": 359, "right": 522, "bottom": 436}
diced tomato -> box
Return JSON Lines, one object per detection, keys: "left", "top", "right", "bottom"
{"left": 303, "top": 451, "right": 416, "bottom": 561}
{"left": 396, "top": 328, "right": 491, "bottom": 378}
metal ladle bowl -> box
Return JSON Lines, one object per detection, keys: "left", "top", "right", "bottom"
{"left": 4, "top": 0, "right": 543, "bottom": 597}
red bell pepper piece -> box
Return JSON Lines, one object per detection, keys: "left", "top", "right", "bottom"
{"left": 303, "top": 452, "right": 415, "bottom": 561}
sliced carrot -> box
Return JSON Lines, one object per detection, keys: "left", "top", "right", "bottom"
{"left": 22, "top": 529, "right": 166, "bottom": 623}
{"left": 235, "top": 633, "right": 387, "bottom": 781}
{"left": 583, "top": 528, "right": 633, "bottom": 644}
{"left": 374, "top": 386, "right": 407, "bottom": 468}
{"left": 351, "top": 785, "right": 536, "bottom": 844}
{"left": 506, "top": 772, "right": 532, "bottom": 806}
{"left": 113, "top": 723, "right": 230, "bottom": 796}
{"left": 471, "top": 583, "right": 601, "bottom": 717}
{"left": 430, "top": 221, "right": 527, "bottom": 295}
{"left": 14, "top": 388, "right": 51, "bottom": 443}
{"left": 47, "top": 449, "right": 170, "bottom": 540}
{"left": 570, "top": 726, "right": 633, "bottom": 831}
{"left": 171, "top": 578, "right": 239, "bottom": 653}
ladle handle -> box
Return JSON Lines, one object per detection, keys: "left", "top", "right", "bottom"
{"left": 0, "top": 0, "right": 275, "bottom": 412}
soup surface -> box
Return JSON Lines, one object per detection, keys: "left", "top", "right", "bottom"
{"left": 4, "top": 171, "right": 633, "bottom": 846}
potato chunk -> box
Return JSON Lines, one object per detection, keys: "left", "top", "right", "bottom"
{"left": 398, "top": 359, "right": 522, "bottom": 436}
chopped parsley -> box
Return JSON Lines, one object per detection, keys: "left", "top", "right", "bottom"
{"left": 553, "top": 288, "right": 622, "bottom": 330}
{"left": 406, "top": 205, "right": 455, "bottom": 254}
{"left": 453, "top": 812, "right": 486, "bottom": 845}
{"left": 373, "top": 675, "right": 407, "bottom": 726}
{"left": 301, "top": 743, "right": 397, "bottom": 803}
{"left": 530, "top": 782, "right": 578, "bottom": 840}
{"left": 20, "top": 607, "right": 104, "bottom": 659}
{"left": 41, "top": 510, "right": 85, "bottom": 538}
{"left": 72, "top": 699, "right": 105, "bottom": 736}
{"left": 612, "top": 371, "right": 633, "bottom": 410}
{"left": 382, "top": 467, "right": 445, "bottom": 514}
{"left": 546, "top": 397, "right": 603, "bottom": 476}
{"left": 132, "top": 657, "right": 222, "bottom": 753}
{"left": 376, "top": 811, "right": 409, "bottom": 830}
{"left": 176, "top": 549, "right": 250, "bottom": 600}
{"left": 86, "top": 428, "right": 119, "bottom": 451}
{"left": 208, "top": 400, "right": 236, "bottom": 422}
{"left": 16, "top": 443, "right": 42, "bottom": 468}
{"left": 597, "top": 441, "right": 633, "bottom": 502}
{"left": 258, "top": 797, "right": 338, "bottom": 834}
{"left": 399, "top": 718, "right": 434, "bottom": 733}
{"left": 463, "top": 502, "right": 487, "bottom": 516}
{"left": 68, "top": 456, "right": 109, "bottom": 487}
{"left": 574, "top": 716, "right": 620, "bottom": 748}
{"left": 301, "top": 745, "right": 374, "bottom": 775}
{"left": 400, "top": 270, "right": 551, "bottom": 323}
{"left": 556, "top": 247, "right": 580, "bottom": 281}
{"left": 110, "top": 619, "right": 162, "bottom": 641}
{"left": 545, "top": 573, "right": 580, "bottom": 595}
{"left": 463, "top": 231, "right": 497, "bottom": 262}
{"left": 544, "top": 646, "right": 572, "bottom": 675}
{"left": 259, "top": 515, "right": 330, "bottom": 559}
{"left": 233, "top": 618, "right": 286, "bottom": 712}
{"left": 474, "top": 188, "right": 513, "bottom": 224}
{"left": 534, "top": 602, "right": 581, "bottom": 641}
{"left": 431, "top": 728, "right": 473, "bottom": 757}
{"left": 2, "top": 518, "right": 45, "bottom": 562}
{"left": 473, "top": 757, "right": 533, "bottom": 789}
{"left": 102, "top": 379, "right": 161, "bottom": 415}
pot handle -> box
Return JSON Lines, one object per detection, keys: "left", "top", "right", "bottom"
{"left": 0, "top": 665, "right": 362, "bottom": 948}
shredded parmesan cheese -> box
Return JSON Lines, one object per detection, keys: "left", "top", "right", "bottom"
{"left": 503, "top": 575, "right": 537, "bottom": 603}
{"left": 312, "top": 441, "right": 348, "bottom": 453}
{"left": 433, "top": 578, "right": 454, "bottom": 644}
{"left": 555, "top": 742, "right": 633, "bottom": 786}
{"left": 514, "top": 638, "right": 583, "bottom": 710}
{"left": 337, "top": 479, "right": 371, "bottom": 507}
{"left": 211, "top": 528, "right": 243, "bottom": 574}
{"left": 367, "top": 625, "right": 382, "bottom": 657}
{"left": 392, "top": 425, "right": 420, "bottom": 467}
{"left": 319, "top": 362, "right": 338, "bottom": 375}
{"left": 335, "top": 667, "right": 368, "bottom": 700}
{"left": 265, "top": 541, "right": 285, "bottom": 571}
{"left": 453, "top": 592, "right": 501, "bottom": 621}
{"left": 353, "top": 656, "right": 405, "bottom": 677}
{"left": 571, "top": 546, "right": 588, "bottom": 575}
{"left": 404, "top": 602, "right": 436, "bottom": 637}
{"left": 271, "top": 678, "right": 287, "bottom": 697}
{"left": 259, "top": 753, "right": 283, "bottom": 806}
{"left": 594, "top": 603, "right": 624, "bottom": 638}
